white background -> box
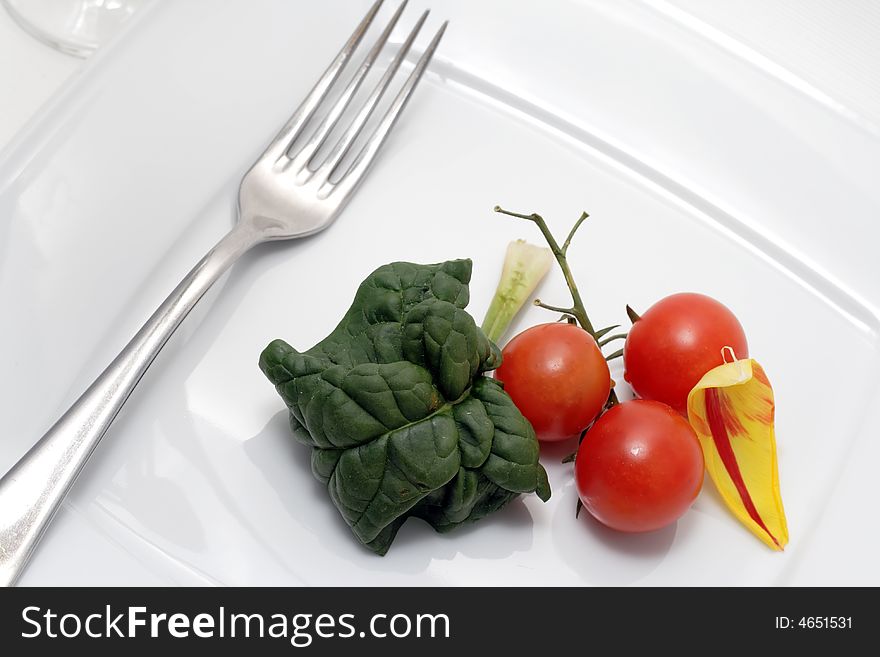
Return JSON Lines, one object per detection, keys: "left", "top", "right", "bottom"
{"left": 1, "top": 0, "right": 879, "bottom": 586}
{"left": 4, "top": 1, "right": 880, "bottom": 150}
{"left": 0, "top": 10, "right": 79, "bottom": 149}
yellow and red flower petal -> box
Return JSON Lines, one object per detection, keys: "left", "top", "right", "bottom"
{"left": 687, "top": 358, "right": 788, "bottom": 550}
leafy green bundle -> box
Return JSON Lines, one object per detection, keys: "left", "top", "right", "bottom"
{"left": 259, "top": 259, "right": 550, "bottom": 555}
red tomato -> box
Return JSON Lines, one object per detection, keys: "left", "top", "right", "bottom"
{"left": 575, "top": 400, "right": 704, "bottom": 532}
{"left": 623, "top": 293, "right": 748, "bottom": 415}
{"left": 495, "top": 323, "right": 610, "bottom": 442}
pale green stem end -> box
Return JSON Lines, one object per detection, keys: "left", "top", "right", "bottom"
{"left": 482, "top": 239, "right": 554, "bottom": 343}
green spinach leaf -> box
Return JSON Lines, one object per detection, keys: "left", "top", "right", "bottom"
{"left": 259, "top": 259, "right": 550, "bottom": 555}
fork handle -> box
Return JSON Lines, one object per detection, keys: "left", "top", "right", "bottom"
{"left": 0, "top": 221, "right": 262, "bottom": 586}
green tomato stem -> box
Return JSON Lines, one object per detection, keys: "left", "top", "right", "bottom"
{"left": 597, "top": 333, "right": 628, "bottom": 348}
{"left": 494, "top": 205, "right": 619, "bottom": 411}
{"left": 533, "top": 299, "right": 575, "bottom": 315}
{"left": 493, "top": 207, "right": 597, "bottom": 336}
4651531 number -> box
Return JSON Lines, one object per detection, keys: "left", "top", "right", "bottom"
{"left": 776, "top": 617, "right": 852, "bottom": 629}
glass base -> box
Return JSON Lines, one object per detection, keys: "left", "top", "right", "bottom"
{"left": 2, "top": 0, "right": 147, "bottom": 57}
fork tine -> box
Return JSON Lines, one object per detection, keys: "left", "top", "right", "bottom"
{"left": 315, "top": 9, "right": 428, "bottom": 181}
{"left": 325, "top": 21, "right": 448, "bottom": 195}
{"left": 290, "top": 0, "right": 411, "bottom": 172}
{"left": 262, "top": 0, "right": 385, "bottom": 163}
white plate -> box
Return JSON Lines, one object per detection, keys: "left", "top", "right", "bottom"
{"left": 3, "top": 0, "right": 880, "bottom": 586}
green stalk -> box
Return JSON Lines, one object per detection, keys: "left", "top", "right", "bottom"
{"left": 482, "top": 239, "right": 554, "bottom": 343}
{"left": 494, "top": 205, "right": 619, "bottom": 411}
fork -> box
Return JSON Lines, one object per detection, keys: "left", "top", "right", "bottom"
{"left": 0, "top": 0, "right": 446, "bottom": 587}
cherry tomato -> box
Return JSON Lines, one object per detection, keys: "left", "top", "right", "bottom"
{"left": 575, "top": 400, "right": 704, "bottom": 532}
{"left": 623, "top": 293, "right": 748, "bottom": 415}
{"left": 495, "top": 323, "right": 610, "bottom": 442}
